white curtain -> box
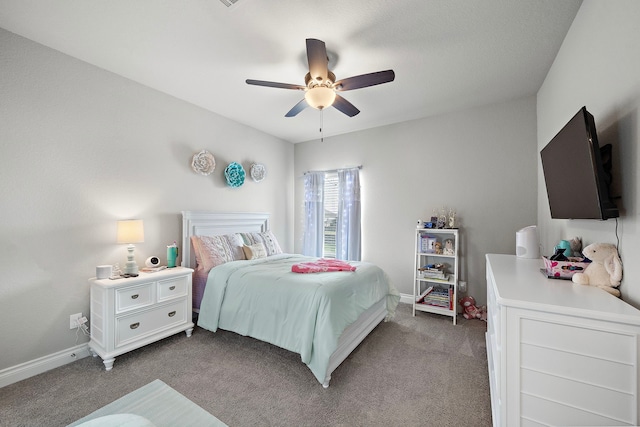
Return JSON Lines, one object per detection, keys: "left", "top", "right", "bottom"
{"left": 335, "top": 168, "right": 361, "bottom": 261}
{"left": 302, "top": 172, "right": 325, "bottom": 257}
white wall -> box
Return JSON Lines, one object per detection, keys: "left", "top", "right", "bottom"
{"left": 537, "top": 1, "right": 640, "bottom": 306}
{"left": 294, "top": 96, "right": 538, "bottom": 303}
{"left": 0, "top": 28, "right": 294, "bottom": 371}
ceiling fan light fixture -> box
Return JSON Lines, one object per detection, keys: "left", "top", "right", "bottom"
{"left": 246, "top": 39, "right": 394, "bottom": 118}
{"left": 305, "top": 86, "right": 336, "bottom": 110}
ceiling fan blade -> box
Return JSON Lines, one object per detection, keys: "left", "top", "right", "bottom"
{"left": 285, "top": 99, "right": 309, "bottom": 117}
{"left": 306, "top": 39, "right": 329, "bottom": 82}
{"left": 246, "top": 79, "right": 305, "bottom": 90}
{"left": 334, "top": 70, "right": 395, "bottom": 91}
{"left": 332, "top": 94, "right": 360, "bottom": 117}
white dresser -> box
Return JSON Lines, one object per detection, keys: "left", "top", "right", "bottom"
{"left": 486, "top": 254, "right": 640, "bottom": 427}
{"left": 88, "top": 267, "right": 194, "bottom": 370}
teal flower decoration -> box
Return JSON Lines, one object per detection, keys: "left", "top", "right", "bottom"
{"left": 224, "top": 162, "right": 245, "bottom": 188}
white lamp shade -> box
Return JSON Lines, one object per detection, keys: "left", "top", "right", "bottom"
{"left": 305, "top": 86, "right": 336, "bottom": 110}
{"left": 116, "top": 219, "right": 144, "bottom": 244}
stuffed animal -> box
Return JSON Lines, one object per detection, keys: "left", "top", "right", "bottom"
{"left": 572, "top": 243, "right": 622, "bottom": 297}
{"left": 443, "top": 239, "right": 455, "bottom": 255}
{"left": 459, "top": 296, "right": 487, "bottom": 321}
{"left": 570, "top": 237, "right": 583, "bottom": 258}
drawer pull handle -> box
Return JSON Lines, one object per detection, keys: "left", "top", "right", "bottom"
{"left": 131, "top": 294, "right": 139, "bottom": 300}
{"left": 168, "top": 311, "right": 176, "bottom": 317}
{"left": 169, "top": 286, "right": 176, "bottom": 291}
{"left": 130, "top": 322, "right": 140, "bottom": 329}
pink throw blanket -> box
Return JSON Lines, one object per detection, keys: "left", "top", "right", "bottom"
{"left": 291, "top": 259, "right": 357, "bottom": 274}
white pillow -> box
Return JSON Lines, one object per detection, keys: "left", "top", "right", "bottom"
{"left": 242, "top": 243, "right": 267, "bottom": 260}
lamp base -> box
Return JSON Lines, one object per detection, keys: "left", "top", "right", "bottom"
{"left": 123, "top": 261, "right": 139, "bottom": 276}
{"left": 123, "top": 244, "right": 140, "bottom": 275}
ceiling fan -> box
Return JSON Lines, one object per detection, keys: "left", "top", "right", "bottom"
{"left": 246, "top": 38, "right": 395, "bottom": 118}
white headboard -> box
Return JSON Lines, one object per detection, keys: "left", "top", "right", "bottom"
{"left": 181, "top": 211, "right": 270, "bottom": 270}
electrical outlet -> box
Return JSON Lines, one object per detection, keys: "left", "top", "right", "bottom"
{"left": 459, "top": 281, "right": 467, "bottom": 293}
{"left": 69, "top": 312, "right": 82, "bottom": 329}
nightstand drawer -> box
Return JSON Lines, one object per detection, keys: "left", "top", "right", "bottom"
{"left": 157, "top": 275, "right": 188, "bottom": 302}
{"left": 116, "top": 283, "right": 153, "bottom": 313}
{"left": 115, "top": 299, "right": 188, "bottom": 347}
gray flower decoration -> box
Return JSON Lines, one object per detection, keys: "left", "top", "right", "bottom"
{"left": 250, "top": 163, "right": 266, "bottom": 182}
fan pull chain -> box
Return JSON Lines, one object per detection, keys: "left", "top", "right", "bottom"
{"left": 319, "top": 109, "right": 324, "bottom": 142}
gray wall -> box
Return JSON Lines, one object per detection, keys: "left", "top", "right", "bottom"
{"left": 537, "top": 1, "right": 640, "bottom": 307}
{"left": 0, "top": 28, "right": 294, "bottom": 371}
{"left": 294, "top": 96, "right": 539, "bottom": 303}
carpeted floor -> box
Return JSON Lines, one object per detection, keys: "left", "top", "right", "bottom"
{"left": 0, "top": 303, "right": 492, "bottom": 427}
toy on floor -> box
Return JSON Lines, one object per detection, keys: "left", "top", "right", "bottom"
{"left": 459, "top": 296, "right": 487, "bottom": 321}
{"left": 572, "top": 243, "right": 623, "bottom": 297}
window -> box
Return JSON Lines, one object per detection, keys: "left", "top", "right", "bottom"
{"left": 302, "top": 168, "right": 361, "bottom": 261}
{"left": 322, "top": 172, "right": 338, "bottom": 258}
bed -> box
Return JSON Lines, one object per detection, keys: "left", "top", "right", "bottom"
{"left": 181, "top": 211, "right": 399, "bottom": 387}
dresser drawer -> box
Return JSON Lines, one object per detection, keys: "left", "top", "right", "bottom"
{"left": 157, "top": 275, "right": 188, "bottom": 302}
{"left": 116, "top": 283, "right": 153, "bottom": 313}
{"left": 115, "top": 299, "right": 188, "bottom": 347}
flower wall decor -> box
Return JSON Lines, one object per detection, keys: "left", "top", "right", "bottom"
{"left": 250, "top": 163, "right": 266, "bottom": 182}
{"left": 191, "top": 150, "right": 216, "bottom": 176}
{"left": 224, "top": 162, "right": 246, "bottom": 188}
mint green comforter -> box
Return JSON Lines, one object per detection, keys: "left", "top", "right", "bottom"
{"left": 197, "top": 254, "right": 399, "bottom": 384}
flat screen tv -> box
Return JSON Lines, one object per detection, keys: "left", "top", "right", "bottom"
{"left": 540, "top": 106, "right": 619, "bottom": 220}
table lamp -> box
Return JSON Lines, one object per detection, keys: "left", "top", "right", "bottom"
{"left": 117, "top": 219, "right": 144, "bottom": 276}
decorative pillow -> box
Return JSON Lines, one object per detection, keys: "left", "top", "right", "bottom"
{"left": 242, "top": 243, "right": 267, "bottom": 260}
{"left": 240, "top": 231, "right": 283, "bottom": 256}
{"left": 190, "top": 233, "right": 245, "bottom": 271}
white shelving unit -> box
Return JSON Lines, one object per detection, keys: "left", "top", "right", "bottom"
{"left": 413, "top": 228, "right": 459, "bottom": 324}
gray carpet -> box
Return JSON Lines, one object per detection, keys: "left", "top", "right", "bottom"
{"left": 0, "top": 303, "right": 492, "bottom": 426}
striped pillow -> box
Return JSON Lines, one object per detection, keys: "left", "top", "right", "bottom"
{"left": 240, "top": 231, "right": 282, "bottom": 256}
{"left": 190, "top": 233, "right": 245, "bottom": 271}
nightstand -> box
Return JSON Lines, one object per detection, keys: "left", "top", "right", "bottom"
{"left": 88, "top": 267, "right": 194, "bottom": 370}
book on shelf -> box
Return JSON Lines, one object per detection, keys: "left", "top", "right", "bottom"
{"left": 418, "top": 264, "right": 448, "bottom": 280}
{"left": 416, "top": 286, "right": 433, "bottom": 303}
{"left": 425, "top": 275, "right": 450, "bottom": 282}
{"left": 422, "top": 271, "right": 446, "bottom": 278}
{"left": 420, "top": 286, "right": 454, "bottom": 310}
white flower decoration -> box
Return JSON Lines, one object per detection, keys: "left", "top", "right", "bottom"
{"left": 191, "top": 150, "right": 216, "bottom": 176}
{"left": 250, "top": 163, "right": 266, "bottom": 182}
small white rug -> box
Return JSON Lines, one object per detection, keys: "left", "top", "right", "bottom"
{"left": 67, "top": 379, "right": 227, "bottom": 427}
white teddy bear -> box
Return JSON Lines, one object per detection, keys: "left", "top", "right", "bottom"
{"left": 572, "top": 243, "right": 623, "bottom": 297}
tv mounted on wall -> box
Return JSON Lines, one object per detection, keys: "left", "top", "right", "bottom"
{"left": 540, "top": 106, "right": 619, "bottom": 220}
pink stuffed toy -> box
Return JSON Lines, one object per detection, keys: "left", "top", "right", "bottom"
{"left": 459, "top": 296, "right": 487, "bottom": 321}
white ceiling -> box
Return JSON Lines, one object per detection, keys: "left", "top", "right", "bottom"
{"left": 0, "top": 0, "right": 582, "bottom": 143}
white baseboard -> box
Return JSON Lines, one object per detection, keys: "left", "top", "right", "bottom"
{"left": 399, "top": 292, "right": 413, "bottom": 305}
{"left": 0, "top": 343, "right": 90, "bottom": 388}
